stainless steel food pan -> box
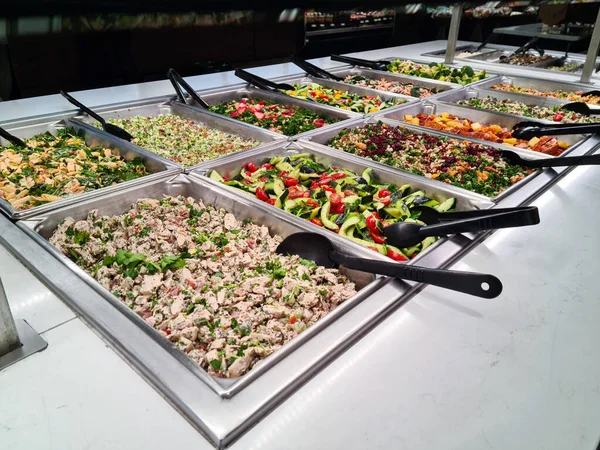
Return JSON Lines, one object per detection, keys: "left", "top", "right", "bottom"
{"left": 375, "top": 100, "right": 588, "bottom": 157}
{"left": 472, "top": 75, "right": 599, "bottom": 101}
{"left": 182, "top": 85, "right": 362, "bottom": 139}
{"left": 295, "top": 116, "right": 549, "bottom": 202}
{"left": 0, "top": 118, "right": 181, "bottom": 220}
{"left": 433, "top": 86, "right": 576, "bottom": 111}
{"left": 420, "top": 44, "right": 506, "bottom": 59}
{"left": 72, "top": 100, "right": 285, "bottom": 169}
{"left": 299, "top": 67, "right": 462, "bottom": 100}
{"left": 191, "top": 138, "right": 495, "bottom": 264}
{"left": 17, "top": 172, "right": 387, "bottom": 398}
{"left": 271, "top": 73, "right": 417, "bottom": 103}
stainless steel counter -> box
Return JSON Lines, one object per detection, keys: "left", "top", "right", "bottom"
{"left": 1, "top": 40, "right": 600, "bottom": 450}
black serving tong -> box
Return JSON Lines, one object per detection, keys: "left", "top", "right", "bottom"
{"left": 291, "top": 56, "right": 344, "bottom": 81}
{"left": 512, "top": 121, "right": 600, "bottom": 139}
{"left": 413, "top": 205, "right": 536, "bottom": 226}
{"left": 234, "top": 68, "right": 294, "bottom": 92}
{"left": 560, "top": 102, "right": 600, "bottom": 116}
{"left": 502, "top": 148, "right": 600, "bottom": 168}
{"left": 0, "top": 126, "right": 26, "bottom": 147}
{"left": 276, "top": 232, "right": 502, "bottom": 298}
{"left": 167, "top": 68, "right": 210, "bottom": 109}
{"left": 60, "top": 91, "right": 134, "bottom": 142}
{"left": 472, "top": 33, "right": 496, "bottom": 53}
{"left": 500, "top": 37, "right": 543, "bottom": 62}
{"left": 331, "top": 54, "right": 390, "bottom": 71}
{"left": 554, "top": 43, "right": 571, "bottom": 68}
{"left": 383, "top": 206, "right": 539, "bottom": 248}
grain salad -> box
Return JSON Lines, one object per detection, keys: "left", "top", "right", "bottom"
{"left": 491, "top": 83, "right": 600, "bottom": 105}
{"left": 342, "top": 75, "right": 440, "bottom": 99}
{"left": 99, "top": 115, "right": 260, "bottom": 167}
{"left": 49, "top": 196, "right": 357, "bottom": 378}
{"left": 327, "top": 123, "right": 533, "bottom": 197}
{"left": 457, "top": 96, "right": 600, "bottom": 124}
{"left": 0, "top": 129, "right": 148, "bottom": 211}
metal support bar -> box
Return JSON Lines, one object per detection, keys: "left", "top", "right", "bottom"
{"left": 445, "top": 4, "right": 463, "bottom": 64}
{"left": 0, "top": 277, "right": 48, "bottom": 371}
{"left": 0, "top": 278, "right": 20, "bottom": 356}
{"left": 580, "top": 9, "right": 600, "bottom": 83}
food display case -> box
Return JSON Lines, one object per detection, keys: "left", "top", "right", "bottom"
{"left": 2, "top": 39, "right": 600, "bottom": 450}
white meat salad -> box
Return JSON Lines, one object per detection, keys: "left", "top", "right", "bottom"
{"left": 49, "top": 196, "right": 358, "bottom": 378}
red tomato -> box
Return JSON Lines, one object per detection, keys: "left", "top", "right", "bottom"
{"left": 387, "top": 249, "right": 408, "bottom": 261}
{"left": 322, "top": 186, "right": 336, "bottom": 194}
{"left": 278, "top": 171, "right": 289, "bottom": 179}
{"left": 284, "top": 177, "right": 299, "bottom": 187}
{"left": 329, "top": 194, "right": 343, "bottom": 204}
{"left": 288, "top": 316, "right": 298, "bottom": 324}
{"left": 311, "top": 218, "right": 323, "bottom": 227}
{"left": 343, "top": 190, "right": 355, "bottom": 196}
{"left": 222, "top": 176, "right": 229, "bottom": 182}
{"left": 306, "top": 199, "right": 319, "bottom": 207}
{"left": 266, "top": 198, "right": 276, "bottom": 206}
{"left": 317, "top": 176, "right": 333, "bottom": 186}
{"left": 380, "top": 197, "right": 391, "bottom": 206}
{"left": 378, "top": 189, "right": 391, "bottom": 198}
{"left": 255, "top": 187, "right": 269, "bottom": 202}
{"left": 261, "top": 163, "right": 275, "bottom": 170}
{"left": 331, "top": 172, "right": 347, "bottom": 180}
{"left": 288, "top": 189, "right": 308, "bottom": 199}
{"left": 312, "top": 119, "right": 325, "bottom": 128}
{"left": 245, "top": 162, "right": 258, "bottom": 173}
{"left": 331, "top": 203, "right": 346, "bottom": 214}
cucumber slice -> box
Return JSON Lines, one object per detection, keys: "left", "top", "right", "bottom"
{"left": 274, "top": 178, "right": 285, "bottom": 197}
{"left": 209, "top": 171, "right": 224, "bottom": 182}
{"left": 264, "top": 182, "right": 276, "bottom": 193}
{"left": 401, "top": 190, "right": 426, "bottom": 205}
{"left": 436, "top": 198, "right": 456, "bottom": 212}
{"left": 345, "top": 236, "right": 387, "bottom": 255}
{"left": 274, "top": 198, "right": 282, "bottom": 209}
{"left": 290, "top": 153, "right": 312, "bottom": 161}
{"left": 275, "top": 162, "right": 294, "bottom": 172}
{"left": 284, "top": 199, "right": 297, "bottom": 211}
{"left": 320, "top": 201, "right": 339, "bottom": 230}
{"left": 339, "top": 215, "right": 360, "bottom": 236}
{"left": 421, "top": 236, "right": 437, "bottom": 250}
{"left": 309, "top": 207, "right": 321, "bottom": 220}
{"left": 361, "top": 167, "right": 373, "bottom": 184}
{"left": 343, "top": 195, "right": 360, "bottom": 204}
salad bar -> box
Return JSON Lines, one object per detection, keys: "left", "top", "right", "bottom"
{"left": 2, "top": 41, "right": 600, "bottom": 450}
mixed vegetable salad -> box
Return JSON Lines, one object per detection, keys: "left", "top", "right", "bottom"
{"left": 208, "top": 98, "right": 339, "bottom": 136}
{"left": 50, "top": 196, "right": 357, "bottom": 378}
{"left": 208, "top": 154, "right": 456, "bottom": 261}
{"left": 342, "top": 75, "right": 441, "bottom": 99}
{"left": 97, "top": 114, "right": 259, "bottom": 167}
{"left": 327, "top": 123, "right": 533, "bottom": 197}
{"left": 403, "top": 112, "right": 569, "bottom": 156}
{"left": 282, "top": 82, "right": 400, "bottom": 114}
{"left": 491, "top": 83, "right": 600, "bottom": 105}
{"left": 0, "top": 129, "right": 148, "bottom": 210}
{"left": 386, "top": 60, "right": 488, "bottom": 85}
{"left": 457, "top": 96, "right": 600, "bottom": 124}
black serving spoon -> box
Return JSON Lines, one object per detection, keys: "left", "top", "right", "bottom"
{"left": 512, "top": 121, "right": 600, "bottom": 139}
{"left": 235, "top": 68, "right": 295, "bottom": 92}
{"left": 291, "top": 57, "right": 344, "bottom": 81}
{"left": 414, "top": 205, "right": 536, "bottom": 225}
{"left": 0, "top": 126, "right": 26, "bottom": 147}
{"left": 384, "top": 206, "right": 539, "bottom": 248}
{"left": 330, "top": 54, "right": 390, "bottom": 71}
{"left": 60, "top": 91, "right": 134, "bottom": 142}
{"left": 167, "top": 68, "right": 210, "bottom": 109}
{"left": 276, "top": 232, "right": 502, "bottom": 298}
{"left": 560, "top": 102, "right": 600, "bottom": 116}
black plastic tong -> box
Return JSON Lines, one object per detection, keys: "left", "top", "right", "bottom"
{"left": 291, "top": 57, "right": 343, "bottom": 81}
{"left": 234, "top": 68, "right": 294, "bottom": 92}
{"left": 330, "top": 54, "right": 390, "bottom": 71}
{"left": 512, "top": 121, "right": 600, "bottom": 139}
{"left": 167, "top": 68, "right": 210, "bottom": 109}
{"left": 60, "top": 91, "right": 134, "bottom": 142}
{"left": 0, "top": 126, "right": 26, "bottom": 147}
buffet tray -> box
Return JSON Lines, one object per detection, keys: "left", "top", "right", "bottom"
{"left": 17, "top": 172, "right": 388, "bottom": 396}
{"left": 433, "top": 85, "right": 575, "bottom": 112}
{"left": 184, "top": 85, "right": 362, "bottom": 139}
{"left": 297, "top": 116, "right": 551, "bottom": 202}
{"left": 420, "top": 44, "right": 507, "bottom": 59}
{"left": 270, "top": 73, "right": 417, "bottom": 104}
{"left": 298, "top": 67, "right": 462, "bottom": 100}
{"left": 191, "top": 139, "right": 494, "bottom": 265}
{"left": 73, "top": 100, "right": 285, "bottom": 170}
{"left": 472, "top": 75, "right": 600, "bottom": 103}
{"left": 375, "top": 100, "right": 588, "bottom": 157}
{"left": 0, "top": 118, "right": 181, "bottom": 220}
